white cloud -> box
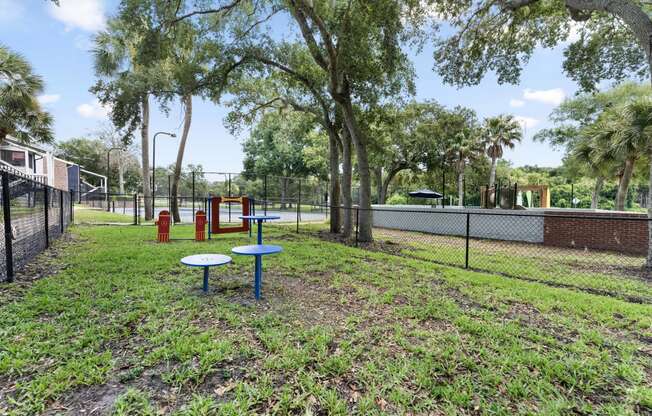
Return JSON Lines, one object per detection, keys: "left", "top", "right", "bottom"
{"left": 0, "top": 0, "right": 23, "bottom": 22}
{"left": 48, "top": 0, "right": 106, "bottom": 32}
{"left": 76, "top": 100, "right": 111, "bottom": 119}
{"left": 509, "top": 99, "right": 525, "bottom": 108}
{"left": 37, "top": 94, "right": 61, "bottom": 105}
{"left": 514, "top": 116, "right": 540, "bottom": 130}
{"left": 523, "top": 88, "right": 566, "bottom": 106}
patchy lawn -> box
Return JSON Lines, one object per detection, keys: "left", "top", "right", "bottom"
{"left": 0, "top": 223, "right": 651, "bottom": 415}
{"left": 74, "top": 207, "right": 136, "bottom": 225}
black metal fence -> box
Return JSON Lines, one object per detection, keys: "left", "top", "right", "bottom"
{"left": 74, "top": 174, "right": 329, "bottom": 226}
{"left": 300, "top": 205, "right": 652, "bottom": 304}
{"left": 0, "top": 170, "right": 73, "bottom": 282}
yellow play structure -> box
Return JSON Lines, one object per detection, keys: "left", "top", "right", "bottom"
{"left": 480, "top": 184, "right": 550, "bottom": 209}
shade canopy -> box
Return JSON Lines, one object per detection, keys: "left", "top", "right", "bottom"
{"left": 408, "top": 189, "right": 443, "bottom": 199}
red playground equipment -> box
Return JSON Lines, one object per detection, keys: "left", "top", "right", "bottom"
{"left": 155, "top": 197, "right": 252, "bottom": 242}
{"left": 156, "top": 210, "right": 171, "bottom": 242}
{"left": 210, "top": 196, "right": 250, "bottom": 235}
{"left": 195, "top": 210, "right": 207, "bottom": 241}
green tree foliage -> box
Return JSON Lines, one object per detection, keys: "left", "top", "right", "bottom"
{"left": 432, "top": 1, "right": 651, "bottom": 92}
{"left": 0, "top": 44, "right": 54, "bottom": 144}
{"left": 242, "top": 110, "right": 327, "bottom": 207}
{"left": 535, "top": 82, "right": 651, "bottom": 151}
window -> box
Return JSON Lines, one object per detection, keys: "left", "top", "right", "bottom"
{"left": 1, "top": 150, "right": 26, "bottom": 167}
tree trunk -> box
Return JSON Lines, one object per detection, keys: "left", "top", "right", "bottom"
{"left": 591, "top": 176, "right": 603, "bottom": 209}
{"left": 488, "top": 156, "right": 497, "bottom": 188}
{"left": 141, "top": 95, "right": 152, "bottom": 220}
{"left": 171, "top": 94, "right": 192, "bottom": 224}
{"left": 458, "top": 165, "right": 465, "bottom": 207}
{"left": 118, "top": 151, "right": 125, "bottom": 195}
{"left": 646, "top": 142, "right": 652, "bottom": 272}
{"left": 616, "top": 158, "right": 635, "bottom": 211}
{"left": 280, "top": 177, "right": 287, "bottom": 209}
{"left": 375, "top": 167, "right": 383, "bottom": 204}
{"left": 341, "top": 99, "right": 372, "bottom": 242}
{"left": 328, "top": 129, "right": 341, "bottom": 233}
{"left": 380, "top": 167, "right": 402, "bottom": 205}
{"left": 341, "top": 124, "right": 353, "bottom": 237}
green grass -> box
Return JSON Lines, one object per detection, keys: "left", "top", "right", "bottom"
{"left": 74, "top": 206, "right": 136, "bottom": 224}
{"left": 0, "top": 222, "right": 650, "bottom": 414}
{"left": 360, "top": 227, "right": 652, "bottom": 303}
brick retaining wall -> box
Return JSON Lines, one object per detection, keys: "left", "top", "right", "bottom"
{"left": 542, "top": 211, "right": 648, "bottom": 255}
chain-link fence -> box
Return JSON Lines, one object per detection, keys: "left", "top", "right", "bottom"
{"left": 301, "top": 205, "right": 652, "bottom": 304}
{"left": 74, "top": 173, "right": 329, "bottom": 226}
{"left": 0, "top": 170, "right": 73, "bottom": 282}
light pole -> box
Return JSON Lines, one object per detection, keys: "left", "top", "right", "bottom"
{"left": 439, "top": 150, "right": 446, "bottom": 208}
{"left": 152, "top": 131, "right": 176, "bottom": 212}
{"left": 106, "top": 147, "right": 122, "bottom": 212}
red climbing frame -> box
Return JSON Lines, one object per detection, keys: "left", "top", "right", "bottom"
{"left": 210, "top": 196, "right": 250, "bottom": 234}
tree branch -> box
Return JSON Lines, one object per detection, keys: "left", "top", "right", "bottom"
{"left": 168, "top": 0, "right": 243, "bottom": 25}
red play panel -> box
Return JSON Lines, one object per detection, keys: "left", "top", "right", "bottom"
{"left": 210, "top": 196, "right": 250, "bottom": 234}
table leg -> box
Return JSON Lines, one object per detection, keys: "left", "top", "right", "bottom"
{"left": 203, "top": 266, "right": 209, "bottom": 293}
{"left": 254, "top": 255, "right": 262, "bottom": 300}
{"left": 257, "top": 220, "right": 263, "bottom": 245}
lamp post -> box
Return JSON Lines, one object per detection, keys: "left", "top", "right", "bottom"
{"left": 439, "top": 150, "right": 446, "bottom": 208}
{"left": 152, "top": 131, "right": 176, "bottom": 212}
{"left": 106, "top": 147, "right": 122, "bottom": 212}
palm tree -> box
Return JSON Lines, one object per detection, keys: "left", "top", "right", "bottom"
{"left": 162, "top": 21, "right": 208, "bottom": 223}
{"left": 570, "top": 132, "right": 618, "bottom": 209}
{"left": 588, "top": 106, "right": 649, "bottom": 212}
{"left": 614, "top": 98, "right": 652, "bottom": 271}
{"left": 93, "top": 19, "right": 153, "bottom": 219}
{"left": 448, "top": 130, "right": 483, "bottom": 207}
{"left": 0, "top": 44, "right": 54, "bottom": 144}
{"left": 481, "top": 115, "right": 522, "bottom": 189}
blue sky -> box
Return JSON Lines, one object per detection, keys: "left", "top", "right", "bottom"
{"left": 0, "top": 0, "right": 581, "bottom": 172}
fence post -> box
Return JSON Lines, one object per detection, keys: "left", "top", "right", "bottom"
{"left": 355, "top": 207, "right": 359, "bottom": 247}
{"left": 228, "top": 173, "right": 232, "bottom": 223}
{"left": 2, "top": 172, "right": 14, "bottom": 282}
{"left": 59, "top": 190, "right": 64, "bottom": 234}
{"left": 70, "top": 191, "right": 74, "bottom": 224}
{"left": 296, "top": 179, "right": 301, "bottom": 233}
{"left": 264, "top": 175, "right": 268, "bottom": 215}
{"left": 167, "top": 175, "right": 171, "bottom": 213}
{"left": 133, "top": 193, "right": 138, "bottom": 225}
{"left": 192, "top": 171, "right": 196, "bottom": 223}
{"left": 44, "top": 186, "right": 49, "bottom": 249}
{"left": 513, "top": 183, "right": 518, "bottom": 209}
{"left": 465, "top": 213, "right": 470, "bottom": 269}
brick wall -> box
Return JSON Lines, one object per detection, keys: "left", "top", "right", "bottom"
{"left": 53, "top": 159, "right": 69, "bottom": 191}
{"left": 543, "top": 211, "right": 648, "bottom": 255}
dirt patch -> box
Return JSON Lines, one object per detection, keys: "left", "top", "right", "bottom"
{"left": 312, "top": 230, "right": 405, "bottom": 256}
{"left": 43, "top": 382, "right": 124, "bottom": 416}
{"left": 0, "top": 232, "right": 82, "bottom": 302}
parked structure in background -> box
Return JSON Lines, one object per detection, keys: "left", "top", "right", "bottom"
{"left": 0, "top": 136, "right": 106, "bottom": 197}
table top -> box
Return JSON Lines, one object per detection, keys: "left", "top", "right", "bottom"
{"left": 231, "top": 244, "right": 283, "bottom": 256}
{"left": 181, "top": 254, "right": 232, "bottom": 267}
{"left": 239, "top": 215, "right": 281, "bottom": 221}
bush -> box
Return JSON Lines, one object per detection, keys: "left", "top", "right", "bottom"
{"left": 386, "top": 194, "right": 408, "bottom": 205}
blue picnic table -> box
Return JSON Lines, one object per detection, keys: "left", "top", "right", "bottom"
{"left": 232, "top": 244, "right": 282, "bottom": 300}
{"left": 239, "top": 215, "right": 281, "bottom": 244}
{"left": 181, "top": 254, "right": 232, "bottom": 293}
